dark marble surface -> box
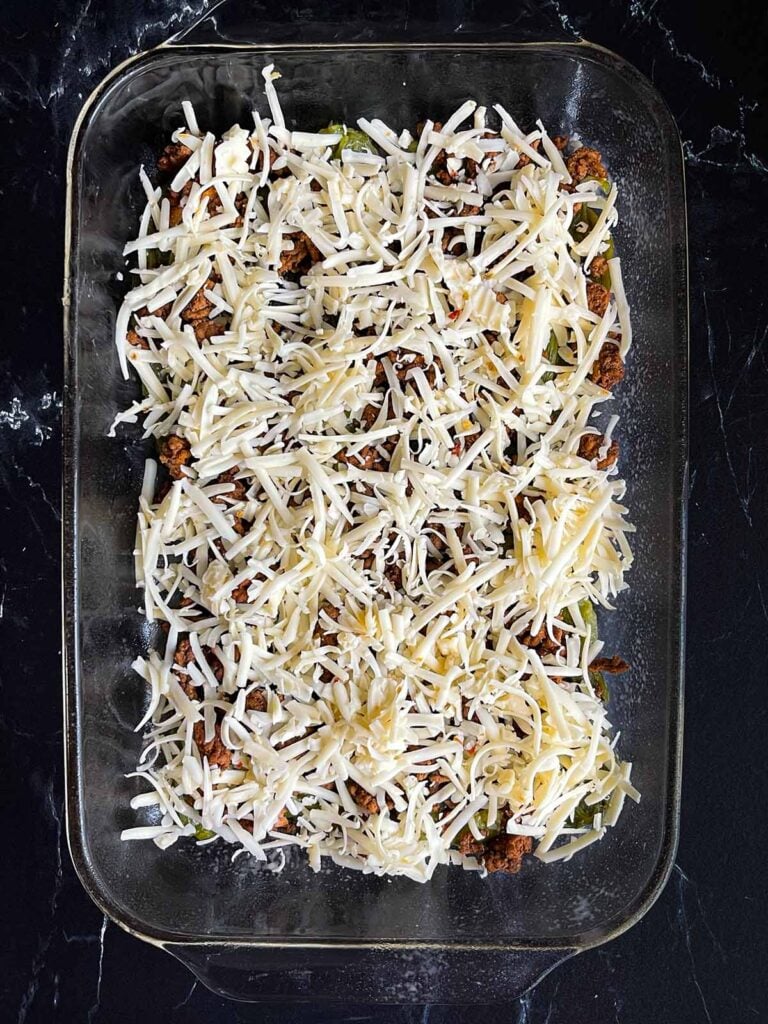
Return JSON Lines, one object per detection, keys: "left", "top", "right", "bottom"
{"left": 1, "top": 0, "right": 767, "bottom": 1020}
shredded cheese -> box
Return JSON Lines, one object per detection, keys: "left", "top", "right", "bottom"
{"left": 115, "top": 69, "right": 637, "bottom": 881}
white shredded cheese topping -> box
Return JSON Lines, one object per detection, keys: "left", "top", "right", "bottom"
{"left": 114, "top": 69, "right": 638, "bottom": 881}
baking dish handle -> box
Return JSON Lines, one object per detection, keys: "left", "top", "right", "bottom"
{"left": 167, "top": 943, "right": 576, "bottom": 1005}
{"left": 164, "top": 0, "right": 580, "bottom": 47}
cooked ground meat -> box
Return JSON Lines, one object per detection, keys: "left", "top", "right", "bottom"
{"left": 200, "top": 185, "right": 223, "bottom": 214}
{"left": 245, "top": 688, "right": 268, "bottom": 712}
{"left": 314, "top": 602, "right": 340, "bottom": 645}
{"left": 519, "top": 623, "right": 564, "bottom": 655}
{"left": 590, "top": 655, "right": 631, "bottom": 674}
{"left": 192, "top": 318, "right": 223, "bottom": 343}
{"left": 178, "top": 678, "right": 200, "bottom": 702}
{"left": 587, "top": 280, "right": 611, "bottom": 317}
{"left": 384, "top": 563, "right": 403, "bottom": 589}
{"left": 589, "top": 255, "right": 609, "bottom": 281}
{"left": 371, "top": 349, "right": 438, "bottom": 388}
{"left": 516, "top": 138, "right": 541, "bottom": 169}
{"left": 578, "top": 432, "right": 620, "bottom": 470}
{"left": 172, "top": 638, "right": 198, "bottom": 699}
{"left": 337, "top": 443, "right": 390, "bottom": 471}
{"left": 126, "top": 328, "right": 149, "bottom": 350}
{"left": 590, "top": 342, "right": 625, "bottom": 391}
{"left": 157, "top": 142, "right": 192, "bottom": 174}
{"left": 193, "top": 722, "right": 232, "bottom": 769}
{"left": 204, "top": 647, "right": 224, "bottom": 683}
{"left": 347, "top": 781, "right": 379, "bottom": 815}
{"left": 457, "top": 830, "right": 486, "bottom": 858}
{"left": 212, "top": 467, "right": 248, "bottom": 504}
{"left": 181, "top": 285, "right": 214, "bottom": 323}
{"left": 174, "top": 637, "right": 195, "bottom": 667}
{"left": 273, "top": 807, "right": 298, "bottom": 834}
{"left": 552, "top": 135, "right": 569, "bottom": 151}
{"left": 157, "top": 434, "right": 192, "bottom": 479}
{"left": 231, "top": 579, "right": 252, "bottom": 603}
{"left": 233, "top": 513, "right": 252, "bottom": 537}
{"left": 515, "top": 493, "right": 533, "bottom": 524}
{"left": 137, "top": 300, "right": 172, "bottom": 320}
{"left": 566, "top": 146, "right": 607, "bottom": 184}
{"left": 482, "top": 834, "right": 532, "bottom": 874}
{"left": 360, "top": 402, "right": 382, "bottom": 429}
{"left": 279, "top": 231, "right": 322, "bottom": 278}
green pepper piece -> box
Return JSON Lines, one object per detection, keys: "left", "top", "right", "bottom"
{"left": 569, "top": 797, "right": 609, "bottom": 830}
{"left": 541, "top": 331, "right": 562, "bottom": 383}
{"left": 407, "top": 138, "right": 418, "bottom": 153}
{"left": 193, "top": 824, "right": 216, "bottom": 841}
{"left": 589, "top": 669, "right": 609, "bottom": 703}
{"left": 578, "top": 598, "right": 598, "bottom": 644}
{"left": 178, "top": 812, "right": 215, "bottom": 840}
{"left": 589, "top": 176, "right": 611, "bottom": 193}
{"left": 452, "top": 809, "right": 503, "bottom": 849}
{"left": 146, "top": 248, "right": 173, "bottom": 270}
{"left": 569, "top": 203, "right": 589, "bottom": 240}
{"left": 340, "top": 128, "right": 374, "bottom": 154}
{"left": 320, "top": 123, "right": 375, "bottom": 161}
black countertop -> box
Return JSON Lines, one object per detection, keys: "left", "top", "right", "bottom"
{"left": 1, "top": 1, "right": 767, "bottom": 1021}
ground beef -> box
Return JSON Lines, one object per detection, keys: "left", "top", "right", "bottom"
{"left": 371, "top": 349, "right": 438, "bottom": 388}
{"left": 516, "top": 138, "right": 541, "bottom": 169}
{"left": 233, "top": 513, "right": 252, "bottom": 537}
{"left": 192, "top": 318, "right": 223, "bottom": 343}
{"left": 273, "top": 807, "right": 298, "bottom": 834}
{"left": 212, "top": 467, "right": 248, "bottom": 504}
{"left": 157, "top": 142, "right": 192, "bottom": 174}
{"left": 137, "top": 301, "right": 172, "bottom": 320}
{"left": 193, "top": 722, "right": 232, "bottom": 769}
{"left": 347, "top": 781, "right": 379, "bottom": 815}
{"left": 200, "top": 185, "right": 223, "bottom": 215}
{"left": 589, "top": 255, "right": 609, "bottom": 281}
{"left": 173, "top": 637, "right": 194, "bottom": 667}
{"left": 423, "top": 122, "right": 480, "bottom": 185}
{"left": 552, "top": 135, "right": 569, "bottom": 151}
{"left": 203, "top": 647, "right": 224, "bottom": 683}
{"left": 578, "top": 432, "right": 620, "bottom": 470}
{"left": 337, "top": 444, "right": 390, "bottom": 472}
{"left": 360, "top": 402, "right": 382, "bottom": 429}
{"left": 157, "top": 434, "right": 192, "bottom": 479}
{"left": 181, "top": 285, "right": 214, "bottom": 324}
{"left": 167, "top": 212, "right": 185, "bottom": 231}
{"left": 126, "top": 328, "right": 149, "bottom": 350}
{"left": 590, "top": 342, "right": 625, "bottom": 391}
{"left": 231, "top": 579, "right": 252, "bottom": 603}
{"left": 457, "top": 830, "right": 485, "bottom": 858}
{"left": 519, "top": 623, "right": 564, "bottom": 655}
{"left": 566, "top": 146, "right": 607, "bottom": 184}
{"left": 587, "top": 280, "right": 611, "bottom": 317}
{"left": 384, "top": 563, "right": 403, "bottom": 590}
{"left": 178, "top": 678, "right": 200, "bottom": 701}
{"left": 515, "top": 493, "right": 533, "bottom": 524}
{"left": 314, "top": 602, "right": 340, "bottom": 646}
{"left": 279, "top": 231, "right": 322, "bottom": 278}
{"left": 590, "top": 655, "right": 631, "bottom": 674}
{"left": 172, "top": 637, "right": 198, "bottom": 699}
{"left": 245, "top": 688, "right": 268, "bottom": 712}
{"left": 482, "top": 834, "right": 532, "bottom": 874}
{"left": 426, "top": 772, "right": 450, "bottom": 795}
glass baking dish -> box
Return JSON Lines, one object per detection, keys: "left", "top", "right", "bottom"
{"left": 63, "top": 5, "right": 688, "bottom": 1004}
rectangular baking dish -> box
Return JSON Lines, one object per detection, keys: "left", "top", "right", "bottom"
{"left": 63, "top": 12, "right": 687, "bottom": 1004}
